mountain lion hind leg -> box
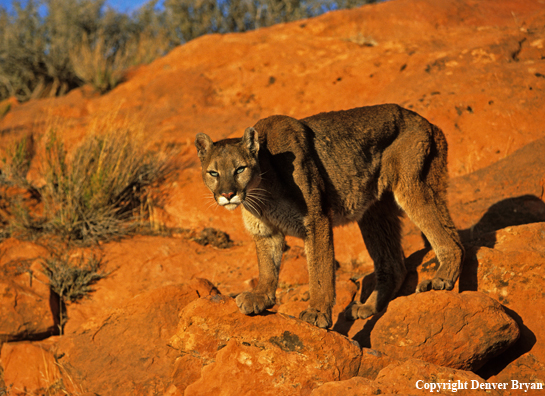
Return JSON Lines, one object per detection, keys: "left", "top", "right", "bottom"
{"left": 395, "top": 124, "right": 464, "bottom": 294}
{"left": 396, "top": 180, "right": 464, "bottom": 293}
{"left": 345, "top": 193, "right": 407, "bottom": 320}
{"left": 346, "top": 121, "right": 463, "bottom": 321}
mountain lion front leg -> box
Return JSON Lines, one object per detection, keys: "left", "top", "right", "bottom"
{"left": 236, "top": 232, "right": 284, "bottom": 314}
{"left": 299, "top": 214, "right": 336, "bottom": 329}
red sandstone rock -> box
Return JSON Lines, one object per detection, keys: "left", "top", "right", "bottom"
{"left": 0, "top": 338, "right": 81, "bottom": 395}
{"left": 55, "top": 282, "right": 218, "bottom": 395}
{"left": 370, "top": 291, "right": 520, "bottom": 371}
{"left": 0, "top": 239, "right": 57, "bottom": 344}
{"left": 0, "top": 0, "right": 543, "bottom": 392}
{"left": 61, "top": 236, "right": 247, "bottom": 335}
{"left": 169, "top": 295, "right": 362, "bottom": 395}
{"left": 465, "top": 223, "right": 545, "bottom": 382}
{"left": 400, "top": 222, "right": 545, "bottom": 380}
{"left": 357, "top": 347, "right": 397, "bottom": 379}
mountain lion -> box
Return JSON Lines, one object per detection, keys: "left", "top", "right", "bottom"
{"left": 195, "top": 104, "right": 464, "bottom": 328}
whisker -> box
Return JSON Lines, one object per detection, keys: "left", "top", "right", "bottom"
{"left": 247, "top": 194, "right": 267, "bottom": 207}
{"left": 247, "top": 191, "right": 268, "bottom": 199}
{"left": 247, "top": 190, "right": 271, "bottom": 200}
{"left": 243, "top": 199, "right": 259, "bottom": 215}
{"left": 249, "top": 187, "right": 270, "bottom": 193}
{"left": 247, "top": 189, "right": 272, "bottom": 197}
{"left": 248, "top": 195, "right": 268, "bottom": 211}
{"left": 248, "top": 192, "right": 269, "bottom": 198}
{"left": 206, "top": 201, "right": 218, "bottom": 210}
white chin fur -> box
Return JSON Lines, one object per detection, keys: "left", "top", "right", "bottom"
{"left": 218, "top": 195, "right": 242, "bottom": 210}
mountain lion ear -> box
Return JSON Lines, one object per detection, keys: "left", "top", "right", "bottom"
{"left": 243, "top": 127, "right": 259, "bottom": 156}
{"left": 195, "top": 133, "right": 213, "bottom": 161}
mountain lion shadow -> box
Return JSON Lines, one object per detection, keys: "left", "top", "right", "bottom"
{"left": 336, "top": 195, "right": 544, "bottom": 364}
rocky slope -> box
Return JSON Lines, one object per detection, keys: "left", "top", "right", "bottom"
{"left": 1, "top": 0, "right": 544, "bottom": 394}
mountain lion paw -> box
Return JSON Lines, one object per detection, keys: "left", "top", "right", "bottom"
{"left": 299, "top": 308, "right": 332, "bottom": 329}
{"left": 416, "top": 277, "right": 454, "bottom": 293}
{"left": 344, "top": 302, "right": 377, "bottom": 321}
{"left": 236, "top": 291, "right": 275, "bottom": 315}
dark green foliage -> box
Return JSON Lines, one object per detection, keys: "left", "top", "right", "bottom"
{"left": 0, "top": 0, "right": 377, "bottom": 101}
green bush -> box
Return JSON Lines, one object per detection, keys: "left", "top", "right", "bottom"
{"left": 0, "top": 0, "right": 377, "bottom": 101}
{"left": 0, "top": 0, "right": 168, "bottom": 101}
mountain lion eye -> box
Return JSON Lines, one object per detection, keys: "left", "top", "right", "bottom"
{"left": 236, "top": 166, "right": 246, "bottom": 175}
{"left": 208, "top": 171, "right": 219, "bottom": 177}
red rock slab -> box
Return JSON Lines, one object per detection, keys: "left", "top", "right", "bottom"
{"left": 55, "top": 281, "right": 218, "bottom": 395}
{"left": 169, "top": 295, "right": 362, "bottom": 395}
{"left": 370, "top": 291, "right": 520, "bottom": 371}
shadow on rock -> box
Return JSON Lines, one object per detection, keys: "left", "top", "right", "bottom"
{"left": 341, "top": 194, "right": 545, "bottom": 357}
{"left": 477, "top": 306, "right": 537, "bottom": 379}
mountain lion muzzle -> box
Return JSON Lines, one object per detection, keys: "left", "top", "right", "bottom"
{"left": 195, "top": 104, "right": 464, "bottom": 329}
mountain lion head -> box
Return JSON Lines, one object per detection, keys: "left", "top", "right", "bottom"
{"left": 195, "top": 127, "right": 262, "bottom": 212}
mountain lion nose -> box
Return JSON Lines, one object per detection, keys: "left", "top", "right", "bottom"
{"left": 221, "top": 192, "right": 235, "bottom": 200}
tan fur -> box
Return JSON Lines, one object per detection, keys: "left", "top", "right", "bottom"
{"left": 195, "top": 104, "right": 464, "bottom": 328}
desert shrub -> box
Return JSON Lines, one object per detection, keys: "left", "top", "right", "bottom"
{"left": 0, "top": 0, "right": 378, "bottom": 101}
{"left": 163, "top": 0, "right": 379, "bottom": 43}
{"left": 68, "top": 1, "right": 170, "bottom": 92}
{"left": 41, "top": 117, "right": 176, "bottom": 244}
{"left": 0, "top": 114, "right": 176, "bottom": 244}
{"left": 41, "top": 252, "right": 107, "bottom": 304}
{"left": 0, "top": 134, "right": 35, "bottom": 187}
{"left": 69, "top": 29, "right": 132, "bottom": 94}
{"left": 41, "top": 251, "right": 108, "bottom": 333}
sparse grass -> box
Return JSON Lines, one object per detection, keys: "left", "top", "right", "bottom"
{"left": 41, "top": 251, "right": 109, "bottom": 334}
{"left": 0, "top": 134, "right": 39, "bottom": 240}
{"left": 346, "top": 32, "right": 378, "bottom": 47}
{"left": 41, "top": 252, "right": 107, "bottom": 304}
{"left": 40, "top": 117, "right": 176, "bottom": 244}
{"left": 0, "top": 134, "right": 35, "bottom": 187}
{"left": 0, "top": 114, "right": 177, "bottom": 245}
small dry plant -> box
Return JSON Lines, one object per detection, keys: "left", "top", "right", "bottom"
{"left": 41, "top": 251, "right": 108, "bottom": 335}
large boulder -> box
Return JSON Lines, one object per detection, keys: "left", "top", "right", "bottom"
{"left": 403, "top": 222, "right": 545, "bottom": 380}
{"left": 169, "top": 295, "right": 362, "bottom": 395}
{"left": 370, "top": 291, "right": 519, "bottom": 371}
{"left": 465, "top": 223, "right": 545, "bottom": 381}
